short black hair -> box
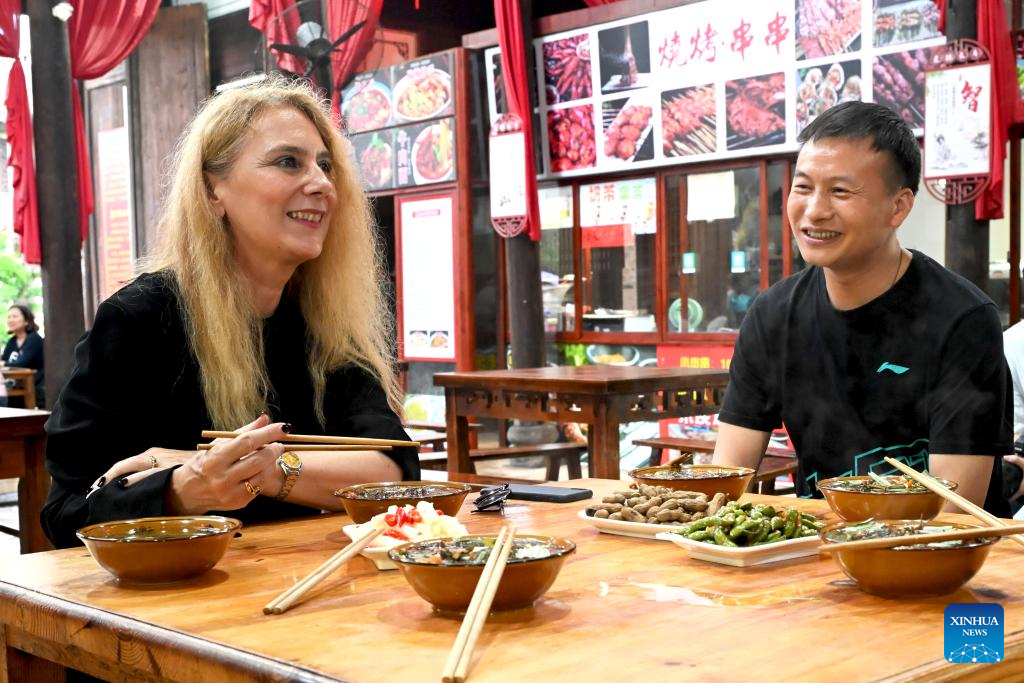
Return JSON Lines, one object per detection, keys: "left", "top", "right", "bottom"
{"left": 9, "top": 304, "right": 38, "bottom": 334}
{"left": 797, "top": 101, "right": 920, "bottom": 196}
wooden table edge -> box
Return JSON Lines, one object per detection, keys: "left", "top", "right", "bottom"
{"left": 0, "top": 581, "right": 347, "bottom": 682}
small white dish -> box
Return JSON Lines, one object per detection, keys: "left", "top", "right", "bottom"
{"left": 577, "top": 508, "right": 681, "bottom": 540}
{"left": 654, "top": 531, "right": 821, "bottom": 567}
{"left": 342, "top": 525, "right": 399, "bottom": 571}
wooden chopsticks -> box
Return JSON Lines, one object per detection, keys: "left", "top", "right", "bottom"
{"left": 883, "top": 456, "right": 1024, "bottom": 549}
{"left": 263, "top": 526, "right": 385, "bottom": 615}
{"left": 197, "top": 443, "right": 380, "bottom": 451}
{"left": 819, "top": 523, "right": 1024, "bottom": 553}
{"left": 200, "top": 430, "right": 419, "bottom": 448}
{"left": 442, "top": 526, "right": 517, "bottom": 683}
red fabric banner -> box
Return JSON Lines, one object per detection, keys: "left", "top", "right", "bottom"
{"left": 327, "top": 0, "right": 383, "bottom": 121}
{"left": 494, "top": 0, "right": 542, "bottom": 241}
{"left": 0, "top": 3, "right": 39, "bottom": 263}
{"left": 975, "top": 0, "right": 1024, "bottom": 220}
{"left": 67, "top": 0, "right": 161, "bottom": 258}
{"left": 249, "top": 0, "right": 304, "bottom": 75}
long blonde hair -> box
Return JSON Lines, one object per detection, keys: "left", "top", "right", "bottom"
{"left": 141, "top": 75, "right": 402, "bottom": 429}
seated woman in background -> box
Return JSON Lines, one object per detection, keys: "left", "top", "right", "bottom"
{"left": 42, "top": 76, "right": 417, "bottom": 548}
{"left": 2, "top": 303, "right": 44, "bottom": 407}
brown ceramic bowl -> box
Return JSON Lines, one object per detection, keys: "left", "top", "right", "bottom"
{"left": 628, "top": 464, "right": 754, "bottom": 499}
{"left": 817, "top": 476, "right": 959, "bottom": 522}
{"left": 76, "top": 516, "right": 241, "bottom": 583}
{"left": 333, "top": 481, "right": 472, "bottom": 523}
{"left": 388, "top": 534, "right": 576, "bottom": 612}
{"left": 821, "top": 520, "right": 998, "bottom": 597}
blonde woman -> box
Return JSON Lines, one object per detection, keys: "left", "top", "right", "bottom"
{"left": 42, "top": 76, "right": 416, "bottom": 548}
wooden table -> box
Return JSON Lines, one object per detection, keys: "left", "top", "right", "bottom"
{"left": 0, "top": 407, "right": 50, "bottom": 554}
{"left": 434, "top": 366, "right": 729, "bottom": 479}
{"left": 0, "top": 368, "right": 36, "bottom": 409}
{"left": 4, "top": 479, "right": 1021, "bottom": 682}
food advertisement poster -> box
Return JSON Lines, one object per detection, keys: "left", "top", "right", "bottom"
{"left": 344, "top": 51, "right": 456, "bottom": 191}
{"left": 873, "top": 0, "right": 941, "bottom": 48}
{"left": 96, "top": 127, "right": 134, "bottom": 300}
{"left": 398, "top": 195, "right": 457, "bottom": 362}
{"left": 924, "top": 63, "right": 991, "bottom": 179}
{"left": 795, "top": 59, "right": 862, "bottom": 136}
{"left": 351, "top": 129, "right": 395, "bottom": 191}
{"left": 508, "top": 0, "right": 944, "bottom": 180}
{"left": 342, "top": 67, "right": 393, "bottom": 134}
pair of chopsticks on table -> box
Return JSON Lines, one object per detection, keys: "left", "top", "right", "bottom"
{"left": 442, "top": 526, "right": 517, "bottom": 683}
{"left": 198, "top": 430, "right": 420, "bottom": 451}
{"left": 263, "top": 524, "right": 385, "bottom": 615}
{"left": 819, "top": 457, "right": 1024, "bottom": 553}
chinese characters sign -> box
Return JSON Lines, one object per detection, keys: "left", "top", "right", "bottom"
{"left": 484, "top": 0, "right": 944, "bottom": 179}
{"left": 924, "top": 63, "right": 991, "bottom": 178}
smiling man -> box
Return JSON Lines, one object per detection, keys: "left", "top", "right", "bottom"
{"left": 712, "top": 101, "right": 1012, "bottom": 516}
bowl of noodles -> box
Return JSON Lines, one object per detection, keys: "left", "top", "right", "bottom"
{"left": 412, "top": 121, "right": 454, "bottom": 185}
{"left": 343, "top": 81, "right": 392, "bottom": 133}
{"left": 394, "top": 67, "right": 452, "bottom": 122}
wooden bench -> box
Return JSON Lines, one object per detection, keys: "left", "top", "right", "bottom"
{"left": 419, "top": 442, "right": 587, "bottom": 481}
{"left": 632, "top": 436, "right": 797, "bottom": 494}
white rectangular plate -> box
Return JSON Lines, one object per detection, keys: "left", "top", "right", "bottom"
{"left": 654, "top": 531, "right": 821, "bottom": 567}
{"left": 342, "top": 524, "right": 399, "bottom": 571}
{"left": 577, "top": 508, "right": 685, "bottom": 540}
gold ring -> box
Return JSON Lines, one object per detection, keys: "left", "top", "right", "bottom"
{"left": 148, "top": 454, "right": 159, "bottom": 469}
{"left": 244, "top": 480, "right": 262, "bottom": 496}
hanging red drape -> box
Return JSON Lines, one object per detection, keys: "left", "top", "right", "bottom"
{"left": 249, "top": 0, "right": 304, "bottom": 75}
{"left": 932, "top": 0, "right": 946, "bottom": 33}
{"left": 494, "top": 0, "right": 541, "bottom": 241}
{"left": 65, "top": 0, "right": 160, "bottom": 259}
{"left": 975, "top": 0, "right": 1024, "bottom": 220}
{"left": 0, "top": 2, "right": 39, "bottom": 263}
{"left": 326, "top": 0, "right": 383, "bottom": 118}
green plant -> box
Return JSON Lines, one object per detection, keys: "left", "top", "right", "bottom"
{"left": 0, "top": 232, "right": 42, "bottom": 309}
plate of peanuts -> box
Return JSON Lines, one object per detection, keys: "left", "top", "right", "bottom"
{"left": 580, "top": 484, "right": 730, "bottom": 539}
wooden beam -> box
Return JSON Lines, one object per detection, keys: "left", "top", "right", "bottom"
{"left": 27, "top": 0, "right": 86, "bottom": 406}
{"left": 944, "top": 0, "right": 989, "bottom": 293}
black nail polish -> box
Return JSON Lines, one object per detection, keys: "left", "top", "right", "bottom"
{"left": 117, "top": 477, "right": 128, "bottom": 488}
{"left": 92, "top": 476, "right": 106, "bottom": 489}
{"left": 282, "top": 423, "right": 293, "bottom": 433}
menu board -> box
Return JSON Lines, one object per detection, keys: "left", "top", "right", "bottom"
{"left": 398, "top": 195, "right": 457, "bottom": 362}
{"left": 343, "top": 51, "right": 457, "bottom": 192}
{"left": 95, "top": 127, "right": 135, "bottom": 300}
{"left": 579, "top": 177, "right": 657, "bottom": 248}
{"left": 486, "top": 0, "right": 945, "bottom": 180}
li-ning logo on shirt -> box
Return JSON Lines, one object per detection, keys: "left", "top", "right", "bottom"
{"left": 877, "top": 362, "right": 909, "bottom": 375}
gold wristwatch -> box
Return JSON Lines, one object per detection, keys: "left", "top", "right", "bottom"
{"left": 274, "top": 451, "right": 303, "bottom": 501}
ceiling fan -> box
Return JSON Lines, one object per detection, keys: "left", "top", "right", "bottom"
{"left": 262, "top": 0, "right": 372, "bottom": 102}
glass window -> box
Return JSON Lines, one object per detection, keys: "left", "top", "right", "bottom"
{"left": 579, "top": 178, "right": 657, "bottom": 333}
{"left": 679, "top": 167, "right": 760, "bottom": 334}
{"left": 539, "top": 185, "right": 575, "bottom": 332}
{"left": 768, "top": 162, "right": 786, "bottom": 284}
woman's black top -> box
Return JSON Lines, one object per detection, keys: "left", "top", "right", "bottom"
{"left": 3, "top": 330, "right": 44, "bottom": 387}
{"left": 42, "top": 272, "right": 418, "bottom": 548}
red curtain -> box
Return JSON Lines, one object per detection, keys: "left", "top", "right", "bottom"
{"left": 494, "top": 0, "right": 541, "bottom": 241}
{"left": 975, "top": 0, "right": 1023, "bottom": 220}
{"left": 66, "top": 0, "right": 160, "bottom": 257}
{"left": 250, "top": 0, "right": 304, "bottom": 75}
{"left": 327, "top": 0, "right": 383, "bottom": 118}
{"left": 0, "top": 2, "right": 39, "bottom": 263}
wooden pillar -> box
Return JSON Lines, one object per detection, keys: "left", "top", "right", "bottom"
{"left": 944, "top": 0, "right": 989, "bottom": 293}
{"left": 27, "top": 0, "right": 86, "bottom": 404}
{"left": 506, "top": 0, "right": 544, "bottom": 371}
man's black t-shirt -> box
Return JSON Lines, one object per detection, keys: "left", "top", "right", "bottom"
{"left": 719, "top": 250, "right": 1012, "bottom": 516}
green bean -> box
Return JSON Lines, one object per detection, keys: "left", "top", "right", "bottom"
{"left": 782, "top": 509, "right": 799, "bottom": 539}
{"left": 688, "top": 530, "right": 712, "bottom": 542}
{"left": 770, "top": 516, "right": 785, "bottom": 532}
{"left": 713, "top": 527, "right": 737, "bottom": 547}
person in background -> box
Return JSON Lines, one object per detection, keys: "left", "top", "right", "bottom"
{"left": 42, "top": 76, "right": 417, "bottom": 548}
{"left": 1001, "top": 320, "right": 1024, "bottom": 515}
{"left": 2, "top": 303, "right": 44, "bottom": 407}
{"left": 712, "top": 101, "right": 1011, "bottom": 516}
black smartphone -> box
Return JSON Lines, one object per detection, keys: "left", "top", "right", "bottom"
{"left": 506, "top": 484, "right": 593, "bottom": 503}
